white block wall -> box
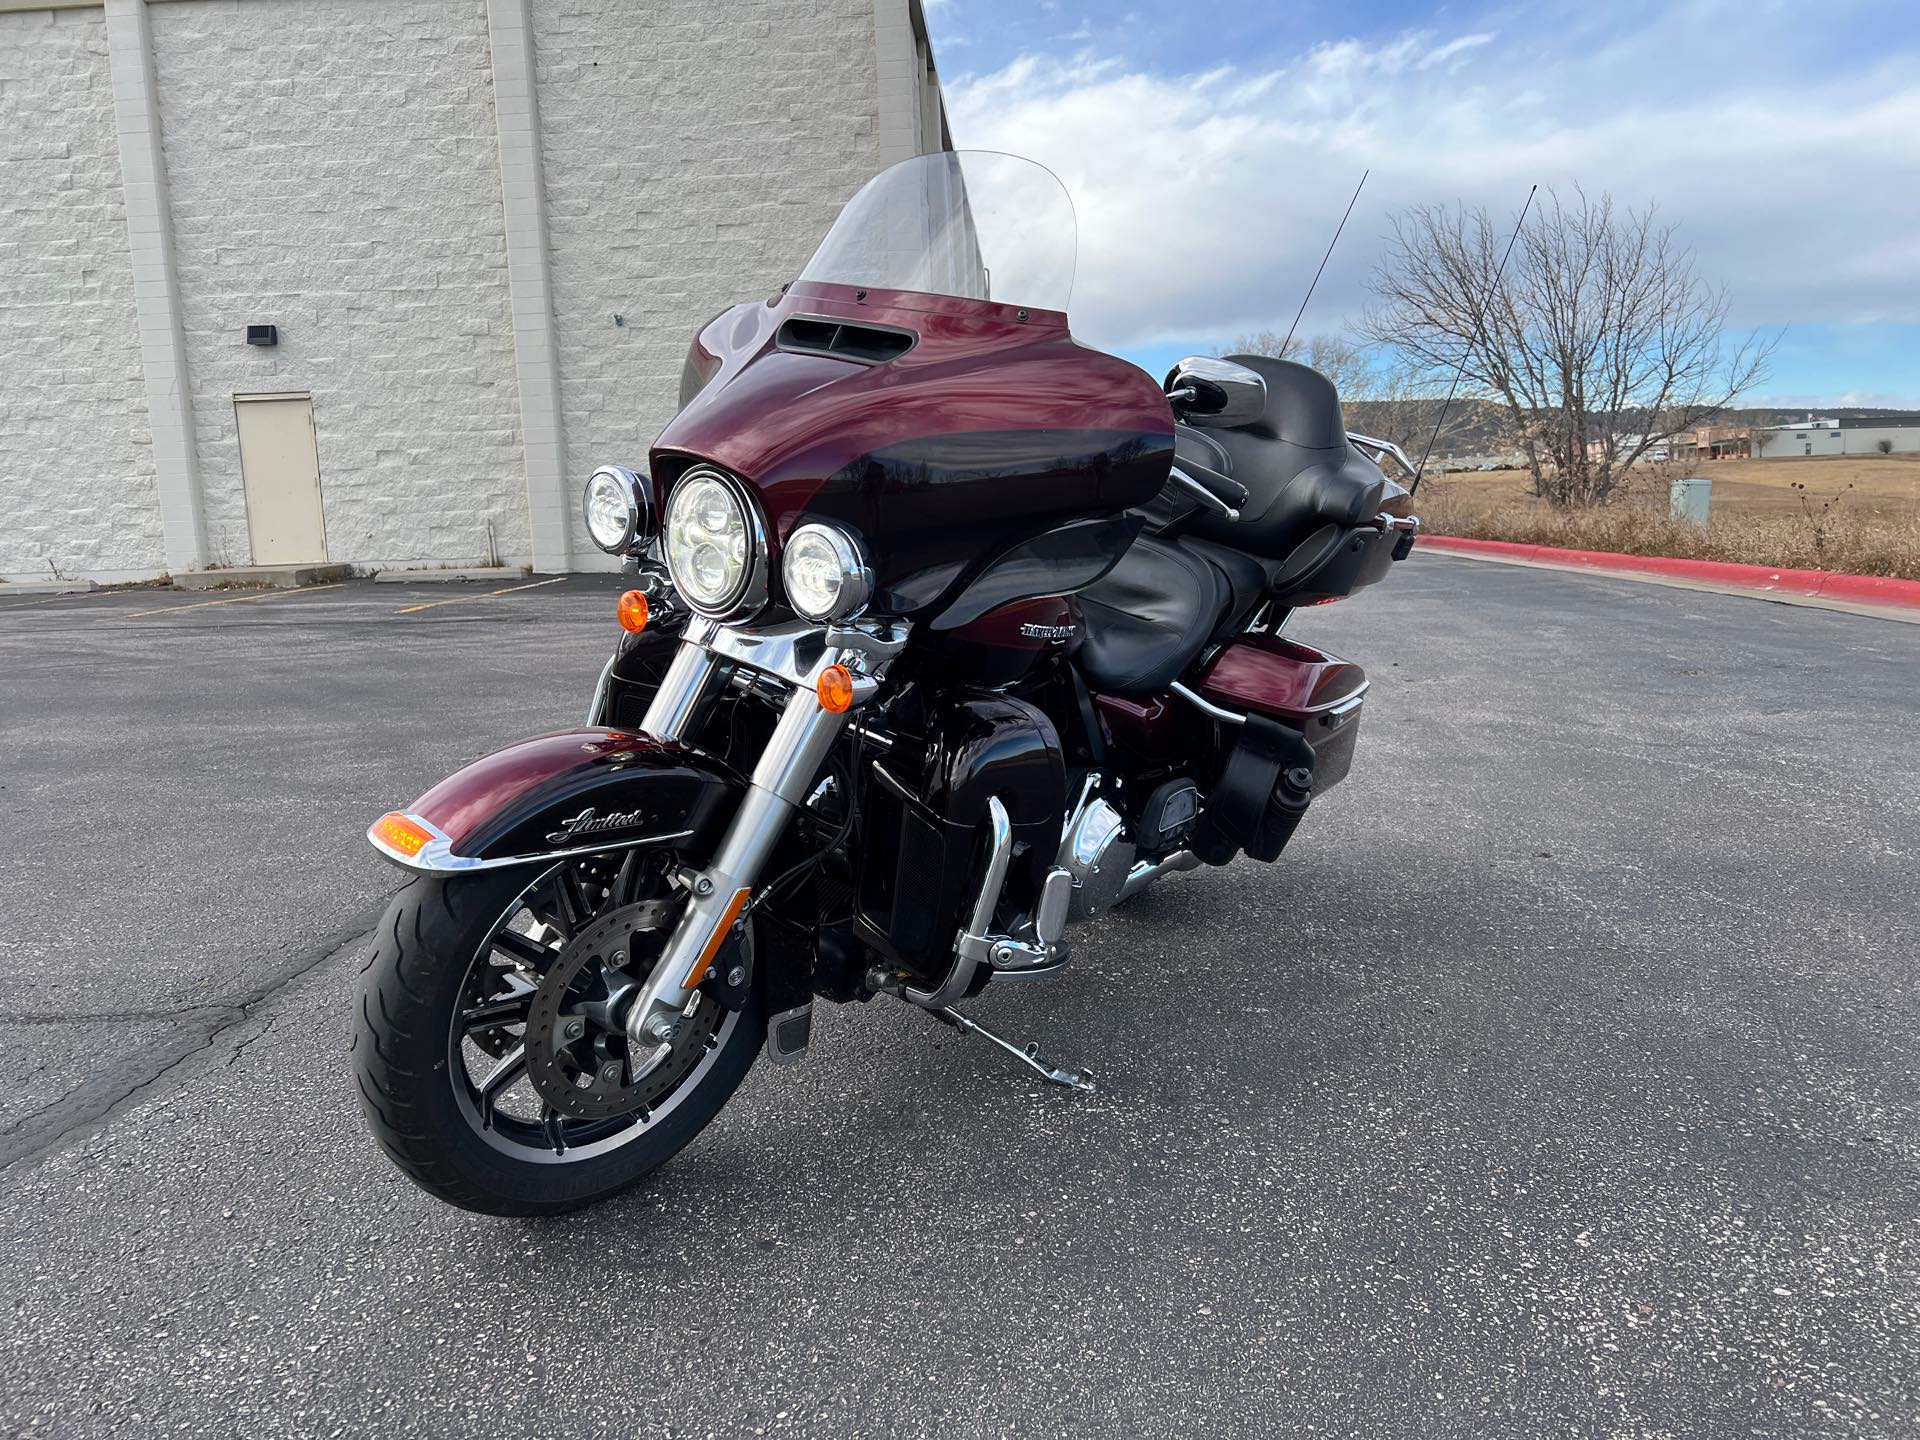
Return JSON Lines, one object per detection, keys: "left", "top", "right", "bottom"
{"left": 0, "top": 7, "right": 165, "bottom": 582}
{"left": 149, "top": 0, "right": 526, "bottom": 571}
{"left": 532, "top": 0, "right": 884, "bottom": 570}
{"left": 1, "top": 0, "right": 942, "bottom": 581}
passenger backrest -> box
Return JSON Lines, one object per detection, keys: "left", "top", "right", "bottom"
{"left": 1182, "top": 354, "right": 1386, "bottom": 561}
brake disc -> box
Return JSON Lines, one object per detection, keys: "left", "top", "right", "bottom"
{"left": 522, "top": 901, "right": 720, "bottom": 1121}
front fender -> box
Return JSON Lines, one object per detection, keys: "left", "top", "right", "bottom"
{"left": 368, "top": 728, "right": 743, "bottom": 874}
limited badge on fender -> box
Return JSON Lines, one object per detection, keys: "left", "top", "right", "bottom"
{"left": 545, "top": 807, "right": 652, "bottom": 845}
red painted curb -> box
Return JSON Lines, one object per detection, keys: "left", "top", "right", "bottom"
{"left": 1418, "top": 535, "right": 1920, "bottom": 611}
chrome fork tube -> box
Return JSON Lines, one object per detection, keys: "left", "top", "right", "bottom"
{"left": 639, "top": 640, "right": 723, "bottom": 740}
{"left": 624, "top": 677, "right": 846, "bottom": 1044}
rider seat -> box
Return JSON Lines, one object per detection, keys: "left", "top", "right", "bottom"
{"left": 1076, "top": 535, "right": 1270, "bottom": 693}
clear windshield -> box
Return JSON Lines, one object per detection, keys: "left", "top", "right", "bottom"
{"left": 798, "top": 151, "right": 1076, "bottom": 314}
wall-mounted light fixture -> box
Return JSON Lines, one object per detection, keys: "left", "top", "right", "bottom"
{"left": 246, "top": 324, "right": 279, "bottom": 347}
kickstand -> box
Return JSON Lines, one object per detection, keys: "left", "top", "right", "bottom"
{"left": 924, "top": 1002, "right": 1095, "bottom": 1092}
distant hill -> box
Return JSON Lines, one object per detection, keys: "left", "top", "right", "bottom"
{"left": 1341, "top": 398, "right": 1920, "bottom": 459}
{"left": 1728, "top": 406, "right": 1920, "bottom": 427}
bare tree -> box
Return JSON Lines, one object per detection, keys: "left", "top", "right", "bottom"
{"left": 1363, "top": 188, "right": 1773, "bottom": 505}
{"left": 1230, "top": 330, "right": 1373, "bottom": 396}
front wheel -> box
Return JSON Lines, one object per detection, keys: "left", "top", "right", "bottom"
{"left": 352, "top": 854, "right": 764, "bottom": 1216}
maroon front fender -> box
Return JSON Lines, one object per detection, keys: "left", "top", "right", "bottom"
{"left": 368, "top": 729, "right": 743, "bottom": 874}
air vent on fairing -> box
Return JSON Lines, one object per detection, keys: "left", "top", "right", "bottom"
{"left": 775, "top": 316, "right": 916, "bottom": 365}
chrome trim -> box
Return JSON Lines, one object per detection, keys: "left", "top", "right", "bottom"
{"left": 1118, "top": 849, "right": 1201, "bottom": 902}
{"left": 619, "top": 619, "right": 909, "bottom": 1047}
{"left": 1346, "top": 508, "right": 1421, "bottom": 536}
{"left": 1058, "top": 793, "right": 1132, "bottom": 920}
{"left": 639, "top": 640, "right": 724, "bottom": 740}
{"left": 1170, "top": 681, "right": 1248, "bottom": 725}
{"left": 664, "top": 465, "right": 770, "bottom": 622}
{"left": 1032, "top": 866, "right": 1073, "bottom": 946}
{"left": 585, "top": 653, "right": 616, "bottom": 725}
{"left": 367, "top": 812, "right": 696, "bottom": 876}
{"left": 1346, "top": 431, "right": 1418, "bottom": 482}
{"left": 1060, "top": 773, "right": 1100, "bottom": 842}
{"left": 1170, "top": 679, "right": 1369, "bottom": 727}
{"left": 781, "top": 521, "right": 874, "bottom": 622}
{"left": 1326, "top": 685, "right": 1369, "bottom": 718}
{"left": 683, "top": 614, "right": 911, "bottom": 691}
{"left": 908, "top": 796, "right": 1012, "bottom": 1010}
{"left": 583, "top": 464, "right": 653, "bottom": 555}
{"left": 847, "top": 719, "right": 895, "bottom": 751}
{"left": 1169, "top": 465, "right": 1241, "bottom": 521}
{"left": 923, "top": 1002, "right": 1093, "bottom": 1091}
{"left": 625, "top": 685, "right": 854, "bottom": 1045}
{"left": 1166, "top": 355, "right": 1267, "bottom": 429}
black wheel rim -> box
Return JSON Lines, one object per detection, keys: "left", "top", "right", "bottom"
{"left": 446, "top": 855, "right": 741, "bottom": 1164}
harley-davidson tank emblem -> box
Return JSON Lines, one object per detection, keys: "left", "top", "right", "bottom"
{"left": 545, "top": 807, "right": 652, "bottom": 845}
{"left": 1018, "top": 621, "right": 1076, "bottom": 642}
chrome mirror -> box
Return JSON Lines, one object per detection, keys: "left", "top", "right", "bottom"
{"left": 1164, "top": 356, "right": 1267, "bottom": 429}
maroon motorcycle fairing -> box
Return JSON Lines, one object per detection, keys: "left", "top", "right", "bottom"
{"left": 920, "top": 593, "right": 1085, "bottom": 691}
{"left": 655, "top": 281, "right": 1174, "bottom": 619}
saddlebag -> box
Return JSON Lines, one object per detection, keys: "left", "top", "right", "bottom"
{"left": 1186, "top": 634, "right": 1368, "bottom": 866}
{"left": 1194, "top": 633, "right": 1366, "bottom": 791}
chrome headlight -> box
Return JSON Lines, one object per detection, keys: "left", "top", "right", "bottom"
{"left": 664, "top": 467, "right": 766, "bottom": 618}
{"left": 582, "top": 465, "right": 651, "bottom": 555}
{"left": 781, "top": 523, "right": 872, "bottom": 621}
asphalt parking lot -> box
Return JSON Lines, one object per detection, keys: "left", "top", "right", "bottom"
{"left": 1, "top": 555, "right": 1915, "bottom": 1438}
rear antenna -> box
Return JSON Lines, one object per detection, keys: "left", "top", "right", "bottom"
{"left": 1410, "top": 184, "right": 1538, "bottom": 494}
{"left": 1279, "top": 169, "right": 1369, "bottom": 358}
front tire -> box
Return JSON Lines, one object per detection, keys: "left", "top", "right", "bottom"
{"left": 352, "top": 861, "right": 764, "bottom": 1216}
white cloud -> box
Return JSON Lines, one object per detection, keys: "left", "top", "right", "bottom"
{"left": 943, "top": 21, "right": 1920, "bottom": 385}
{"left": 1417, "top": 33, "right": 1494, "bottom": 69}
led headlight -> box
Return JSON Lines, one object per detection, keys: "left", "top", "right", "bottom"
{"left": 664, "top": 467, "right": 766, "bottom": 617}
{"left": 781, "top": 523, "right": 872, "bottom": 621}
{"left": 582, "top": 465, "right": 651, "bottom": 555}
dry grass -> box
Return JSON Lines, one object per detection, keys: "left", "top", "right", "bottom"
{"left": 1421, "top": 454, "right": 1920, "bottom": 579}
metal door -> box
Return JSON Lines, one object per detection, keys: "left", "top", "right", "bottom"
{"left": 236, "top": 393, "right": 326, "bottom": 564}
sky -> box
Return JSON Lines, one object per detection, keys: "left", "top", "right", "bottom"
{"left": 919, "top": 0, "right": 1920, "bottom": 409}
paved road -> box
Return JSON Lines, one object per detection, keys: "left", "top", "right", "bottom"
{"left": 1, "top": 557, "right": 1914, "bottom": 1437}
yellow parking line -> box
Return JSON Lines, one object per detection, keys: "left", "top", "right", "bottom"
{"left": 394, "top": 576, "right": 565, "bottom": 615}
{"left": 125, "top": 583, "right": 345, "bottom": 619}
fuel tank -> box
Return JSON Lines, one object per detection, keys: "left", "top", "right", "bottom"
{"left": 653, "top": 282, "right": 1173, "bottom": 620}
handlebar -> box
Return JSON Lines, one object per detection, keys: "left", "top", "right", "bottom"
{"left": 1168, "top": 461, "right": 1249, "bottom": 521}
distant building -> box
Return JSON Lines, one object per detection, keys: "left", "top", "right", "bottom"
{"left": 1584, "top": 434, "right": 1669, "bottom": 463}
{"left": 1671, "top": 424, "right": 1752, "bottom": 460}
{"left": 1752, "top": 417, "right": 1920, "bottom": 458}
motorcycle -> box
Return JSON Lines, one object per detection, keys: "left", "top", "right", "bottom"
{"left": 353, "top": 151, "right": 1420, "bottom": 1215}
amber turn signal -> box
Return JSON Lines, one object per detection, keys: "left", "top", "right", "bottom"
{"left": 816, "top": 663, "right": 855, "bottom": 713}
{"left": 616, "top": 589, "right": 649, "bottom": 632}
{"left": 372, "top": 811, "right": 433, "bottom": 858}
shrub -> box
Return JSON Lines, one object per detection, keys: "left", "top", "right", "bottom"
{"left": 1417, "top": 483, "right": 1920, "bottom": 579}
